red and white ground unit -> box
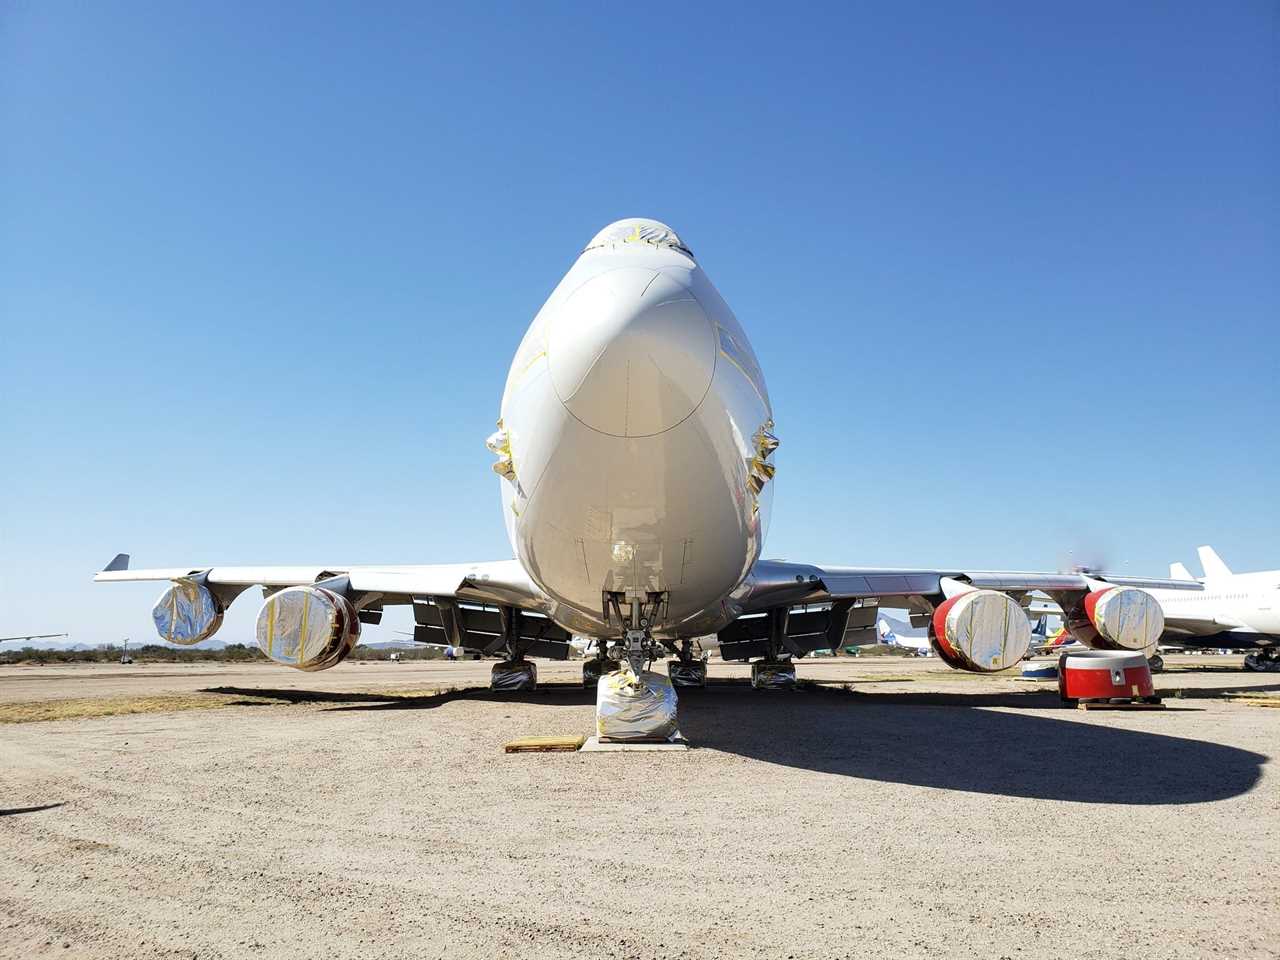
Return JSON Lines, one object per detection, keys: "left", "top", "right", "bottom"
{"left": 1057, "top": 649, "right": 1157, "bottom": 704}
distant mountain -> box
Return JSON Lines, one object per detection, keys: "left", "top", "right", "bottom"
{"left": 0, "top": 636, "right": 243, "bottom": 651}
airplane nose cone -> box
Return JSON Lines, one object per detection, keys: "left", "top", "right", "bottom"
{"left": 549, "top": 268, "right": 717, "bottom": 437}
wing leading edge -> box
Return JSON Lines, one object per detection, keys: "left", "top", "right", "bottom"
{"left": 93, "top": 555, "right": 548, "bottom": 610}
{"left": 732, "top": 559, "right": 1204, "bottom": 612}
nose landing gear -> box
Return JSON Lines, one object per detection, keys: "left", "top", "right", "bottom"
{"left": 593, "top": 592, "right": 681, "bottom": 742}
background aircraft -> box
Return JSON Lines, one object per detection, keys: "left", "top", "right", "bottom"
{"left": 1150, "top": 547, "right": 1280, "bottom": 671}
{"left": 874, "top": 614, "right": 931, "bottom": 656}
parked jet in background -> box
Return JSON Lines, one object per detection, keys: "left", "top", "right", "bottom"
{"left": 875, "top": 614, "right": 931, "bottom": 656}
{"left": 1150, "top": 546, "right": 1280, "bottom": 671}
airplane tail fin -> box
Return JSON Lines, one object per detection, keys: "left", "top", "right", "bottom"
{"left": 1197, "top": 545, "right": 1232, "bottom": 580}
{"left": 1170, "top": 562, "right": 1196, "bottom": 581}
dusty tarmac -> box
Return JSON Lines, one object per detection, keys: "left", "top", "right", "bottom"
{"left": 2, "top": 657, "right": 1277, "bottom": 959}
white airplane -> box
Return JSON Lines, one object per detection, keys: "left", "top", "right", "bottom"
{"left": 95, "top": 218, "right": 1210, "bottom": 735}
{"left": 875, "top": 614, "right": 931, "bottom": 656}
{"left": 1146, "top": 547, "right": 1280, "bottom": 671}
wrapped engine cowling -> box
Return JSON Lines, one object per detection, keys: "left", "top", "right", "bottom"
{"left": 152, "top": 580, "right": 224, "bottom": 645}
{"left": 930, "top": 589, "right": 1031, "bottom": 672}
{"left": 596, "top": 670, "right": 679, "bottom": 742}
{"left": 255, "top": 586, "right": 359, "bottom": 671}
{"left": 1078, "top": 587, "right": 1164, "bottom": 652}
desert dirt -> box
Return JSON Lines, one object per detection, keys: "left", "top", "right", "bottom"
{"left": 1, "top": 656, "right": 1277, "bottom": 959}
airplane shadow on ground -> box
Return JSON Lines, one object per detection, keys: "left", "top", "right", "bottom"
{"left": 201, "top": 682, "right": 1269, "bottom": 806}
{"left": 674, "top": 685, "right": 1268, "bottom": 805}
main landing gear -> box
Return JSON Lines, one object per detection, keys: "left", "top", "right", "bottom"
{"left": 751, "top": 659, "right": 796, "bottom": 689}
{"left": 1244, "top": 648, "right": 1280, "bottom": 673}
{"left": 489, "top": 606, "right": 536, "bottom": 691}
{"left": 752, "top": 606, "right": 797, "bottom": 689}
{"left": 491, "top": 658, "right": 537, "bottom": 691}
{"left": 582, "top": 643, "right": 620, "bottom": 688}
{"left": 666, "top": 640, "right": 707, "bottom": 688}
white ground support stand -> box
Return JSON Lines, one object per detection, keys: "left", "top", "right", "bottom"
{"left": 580, "top": 735, "right": 689, "bottom": 753}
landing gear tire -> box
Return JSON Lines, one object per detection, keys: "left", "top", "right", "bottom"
{"left": 751, "top": 659, "right": 796, "bottom": 690}
{"left": 583, "top": 658, "right": 621, "bottom": 688}
{"left": 1147, "top": 655, "right": 1164, "bottom": 674}
{"left": 1244, "top": 652, "right": 1280, "bottom": 673}
{"left": 668, "top": 660, "right": 707, "bottom": 688}
{"left": 490, "top": 659, "right": 537, "bottom": 691}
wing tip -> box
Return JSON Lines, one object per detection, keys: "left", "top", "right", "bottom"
{"left": 103, "top": 553, "right": 131, "bottom": 572}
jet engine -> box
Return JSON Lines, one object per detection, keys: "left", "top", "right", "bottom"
{"left": 1067, "top": 586, "right": 1164, "bottom": 652}
{"left": 255, "top": 585, "right": 360, "bottom": 671}
{"left": 152, "top": 580, "right": 224, "bottom": 645}
{"left": 929, "top": 589, "right": 1031, "bottom": 672}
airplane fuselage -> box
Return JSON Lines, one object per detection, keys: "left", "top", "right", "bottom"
{"left": 493, "top": 220, "right": 774, "bottom": 639}
{"left": 1148, "top": 571, "right": 1280, "bottom": 645}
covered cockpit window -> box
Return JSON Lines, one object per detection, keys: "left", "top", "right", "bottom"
{"left": 584, "top": 219, "right": 693, "bottom": 258}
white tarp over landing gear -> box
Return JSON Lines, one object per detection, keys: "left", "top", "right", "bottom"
{"left": 596, "top": 670, "right": 680, "bottom": 742}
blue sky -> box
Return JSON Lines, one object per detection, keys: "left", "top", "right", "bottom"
{"left": 2, "top": 2, "right": 1277, "bottom": 645}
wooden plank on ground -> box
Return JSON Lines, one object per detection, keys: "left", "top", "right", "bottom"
{"left": 1222, "top": 696, "right": 1280, "bottom": 709}
{"left": 1077, "top": 700, "right": 1166, "bottom": 711}
{"left": 504, "top": 735, "right": 586, "bottom": 753}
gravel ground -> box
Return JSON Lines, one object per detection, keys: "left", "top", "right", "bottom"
{"left": 2, "top": 657, "right": 1277, "bottom": 959}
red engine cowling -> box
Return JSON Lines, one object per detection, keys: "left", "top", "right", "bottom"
{"left": 255, "top": 586, "right": 360, "bottom": 671}
{"left": 1067, "top": 586, "right": 1164, "bottom": 652}
{"left": 930, "top": 590, "right": 1032, "bottom": 672}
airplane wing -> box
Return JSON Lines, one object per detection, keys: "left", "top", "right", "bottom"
{"left": 723, "top": 559, "right": 1203, "bottom": 665}
{"left": 94, "top": 554, "right": 570, "bottom": 657}
{"left": 732, "top": 559, "right": 1202, "bottom": 611}
{"left": 95, "top": 554, "right": 546, "bottom": 608}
